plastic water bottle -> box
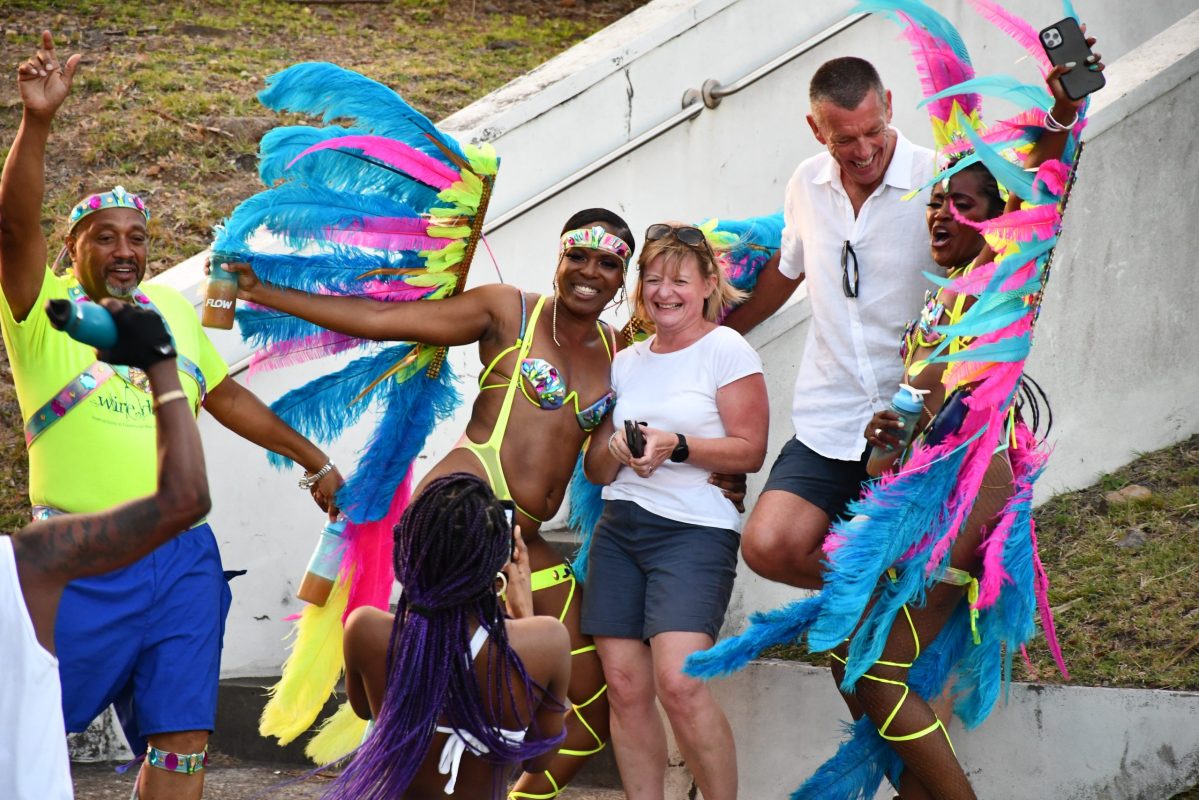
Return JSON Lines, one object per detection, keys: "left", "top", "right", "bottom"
{"left": 45, "top": 299, "right": 118, "bottom": 349}
{"left": 202, "top": 251, "right": 240, "bottom": 329}
{"left": 296, "top": 518, "right": 347, "bottom": 606}
{"left": 866, "top": 383, "right": 930, "bottom": 475}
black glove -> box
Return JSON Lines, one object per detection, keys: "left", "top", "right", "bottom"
{"left": 96, "top": 302, "right": 177, "bottom": 369}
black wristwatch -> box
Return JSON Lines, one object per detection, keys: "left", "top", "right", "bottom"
{"left": 669, "top": 433, "right": 689, "bottom": 463}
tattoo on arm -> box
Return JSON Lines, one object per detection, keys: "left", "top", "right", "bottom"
{"left": 13, "top": 497, "right": 180, "bottom": 583}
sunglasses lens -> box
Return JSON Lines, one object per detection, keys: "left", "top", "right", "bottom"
{"left": 675, "top": 227, "right": 706, "bottom": 247}
{"left": 645, "top": 224, "right": 671, "bottom": 241}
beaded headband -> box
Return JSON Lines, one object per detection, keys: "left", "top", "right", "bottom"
{"left": 67, "top": 186, "right": 151, "bottom": 232}
{"left": 559, "top": 225, "right": 631, "bottom": 265}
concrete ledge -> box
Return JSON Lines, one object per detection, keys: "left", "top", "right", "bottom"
{"left": 1085, "top": 8, "right": 1199, "bottom": 139}
{"left": 708, "top": 661, "right": 1199, "bottom": 799}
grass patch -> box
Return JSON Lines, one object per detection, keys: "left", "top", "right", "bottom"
{"left": 766, "top": 435, "right": 1199, "bottom": 691}
{"left": 1, "top": 0, "right": 646, "bottom": 272}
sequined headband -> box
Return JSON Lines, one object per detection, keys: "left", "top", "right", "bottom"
{"left": 559, "top": 226, "right": 631, "bottom": 264}
{"left": 67, "top": 186, "right": 151, "bottom": 232}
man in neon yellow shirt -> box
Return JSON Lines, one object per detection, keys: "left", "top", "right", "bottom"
{"left": 0, "top": 32, "right": 343, "bottom": 800}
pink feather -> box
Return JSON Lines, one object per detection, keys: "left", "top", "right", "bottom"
{"left": 341, "top": 470, "right": 414, "bottom": 620}
{"left": 924, "top": 407, "right": 1001, "bottom": 574}
{"left": 967, "top": 0, "right": 1052, "bottom": 73}
{"left": 978, "top": 203, "right": 1061, "bottom": 243}
{"left": 1030, "top": 512, "right": 1069, "bottom": 678}
{"left": 940, "top": 111, "right": 1041, "bottom": 156}
{"left": 944, "top": 337, "right": 1029, "bottom": 398}
{"left": 290, "top": 134, "right": 459, "bottom": 189}
{"left": 897, "top": 14, "right": 980, "bottom": 123}
{"left": 976, "top": 513, "right": 1013, "bottom": 607}
{"left": 249, "top": 330, "right": 366, "bottom": 376}
{"left": 355, "top": 278, "right": 438, "bottom": 303}
{"left": 324, "top": 216, "right": 450, "bottom": 252}
{"left": 1033, "top": 158, "right": 1072, "bottom": 198}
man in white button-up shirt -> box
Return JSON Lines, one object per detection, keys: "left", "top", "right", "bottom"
{"left": 726, "top": 57, "right": 938, "bottom": 590}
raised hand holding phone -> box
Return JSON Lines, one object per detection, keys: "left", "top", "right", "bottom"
{"left": 1039, "top": 18, "right": 1105, "bottom": 100}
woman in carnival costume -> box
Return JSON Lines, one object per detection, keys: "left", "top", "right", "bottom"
{"left": 230, "top": 203, "right": 632, "bottom": 797}
{"left": 325, "top": 473, "right": 570, "bottom": 799}
{"left": 686, "top": 2, "right": 1103, "bottom": 798}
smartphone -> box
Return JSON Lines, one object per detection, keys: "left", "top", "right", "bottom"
{"left": 498, "top": 499, "right": 516, "bottom": 559}
{"left": 624, "top": 419, "right": 646, "bottom": 459}
{"left": 1039, "top": 17, "right": 1105, "bottom": 101}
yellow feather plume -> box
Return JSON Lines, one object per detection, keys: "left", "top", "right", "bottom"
{"left": 305, "top": 701, "right": 370, "bottom": 764}
{"left": 259, "top": 567, "right": 353, "bottom": 745}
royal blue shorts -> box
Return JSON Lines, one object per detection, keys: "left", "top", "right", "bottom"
{"left": 55, "top": 522, "right": 232, "bottom": 754}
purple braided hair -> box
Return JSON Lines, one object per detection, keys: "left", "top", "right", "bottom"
{"left": 321, "top": 473, "right": 564, "bottom": 800}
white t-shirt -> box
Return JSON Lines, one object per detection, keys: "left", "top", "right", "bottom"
{"left": 0, "top": 536, "right": 74, "bottom": 800}
{"left": 777, "top": 129, "right": 939, "bottom": 461}
{"left": 602, "top": 326, "right": 763, "bottom": 532}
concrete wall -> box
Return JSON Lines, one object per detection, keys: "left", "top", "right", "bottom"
{"left": 705, "top": 661, "right": 1199, "bottom": 799}
{"left": 147, "top": 0, "right": 1196, "bottom": 680}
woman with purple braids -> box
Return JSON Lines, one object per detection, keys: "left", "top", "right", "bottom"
{"left": 325, "top": 473, "right": 571, "bottom": 799}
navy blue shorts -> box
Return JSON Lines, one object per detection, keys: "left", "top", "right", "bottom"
{"left": 581, "top": 500, "right": 739, "bottom": 642}
{"left": 761, "top": 436, "right": 870, "bottom": 523}
{"left": 55, "top": 523, "right": 232, "bottom": 753}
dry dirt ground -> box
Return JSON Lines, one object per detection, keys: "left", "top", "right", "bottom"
{"left": 72, "top": 752, "right": 625, "bottom": 799}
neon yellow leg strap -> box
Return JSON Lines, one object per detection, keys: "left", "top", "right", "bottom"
{"left": 509, "top": 770, "right": 560, "bottom": 800}
{"left": 856, "top": 605, "right": 956, "bottom": 754}
{"left": 510, "top": 567, "right": 608, "bottom": 798}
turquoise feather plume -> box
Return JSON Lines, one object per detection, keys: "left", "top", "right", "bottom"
{"left": 854, "top": 0, "right": 971, "bottom": 63}
{"left": 684, "top": 594, "right": 826, "bottom": 680}
{"left": 258, "top": 125, "right": 443, "bottom": 209}
{"left": 565, "top": 455, "right": 604, "bottom": 583}
{"left": 215, "top": 182, "right": 422, "bottom": 251}
{"left": 259, "top": 62, "right": 466, "bottom": 165}
{"left": 264, "top": 345, "right": 421, "bottom": 457}
{"left": 337, "top": 367, "right": 461, "bottom": 523}
{"left": 921, "top": 74, "right": 1050, "bottom": 113}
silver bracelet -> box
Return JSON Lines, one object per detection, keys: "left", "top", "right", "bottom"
{"left": 1043, "top": 109, "right": 1078, "bottom": 132}
{"left": 607, "top": 431, "right": 620, "bottom": 454}
{"left": 299, "top": 461, "right": 335, "bottom": 490}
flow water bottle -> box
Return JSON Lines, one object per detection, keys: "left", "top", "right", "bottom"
{"left": 296, "top": 517, "right": 347, "bottom": 606}
{"left": 46, "top": 299, "right": 118, "bottom": 348}
{"left": 866, "top": 383, "right": 930, "bottom": 475}
{"left": 202, "top": 251, "right": 240, "bottom": 329}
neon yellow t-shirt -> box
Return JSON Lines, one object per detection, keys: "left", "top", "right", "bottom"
{"left": 0, "top": 269, "right": 228, "bottom": 513}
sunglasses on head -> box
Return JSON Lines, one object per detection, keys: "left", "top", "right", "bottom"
{"left": 644, "top": 223, "right": 713, "bottom": 254}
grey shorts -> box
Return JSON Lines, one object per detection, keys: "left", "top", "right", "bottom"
{"left": 580, "top": 499, "right": 740, "bottom": 642}
{"left": 761, "top": 436, "right": 870, "bottom": 524}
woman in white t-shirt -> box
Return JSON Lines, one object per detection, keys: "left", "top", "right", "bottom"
{"left": 581, "top": 223, "right": 769, "bottom": 799}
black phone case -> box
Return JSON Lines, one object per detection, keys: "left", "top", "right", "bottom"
{"left": 1039, "top": 17, "right": 1105, "bottom": 101}
{"left": 624, "top": 419, "right": 645, "bottom": 459}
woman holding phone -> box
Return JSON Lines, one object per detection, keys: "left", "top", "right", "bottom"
{"left": 838, "top": 38, "right": 1106, "bottom": 800}
{"left": 582, "top": 223, "right": 769, "bottom": 799}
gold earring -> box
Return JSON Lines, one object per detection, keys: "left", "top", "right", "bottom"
{"left": 495, "top": 570, "right": 508, "bottom": 597}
